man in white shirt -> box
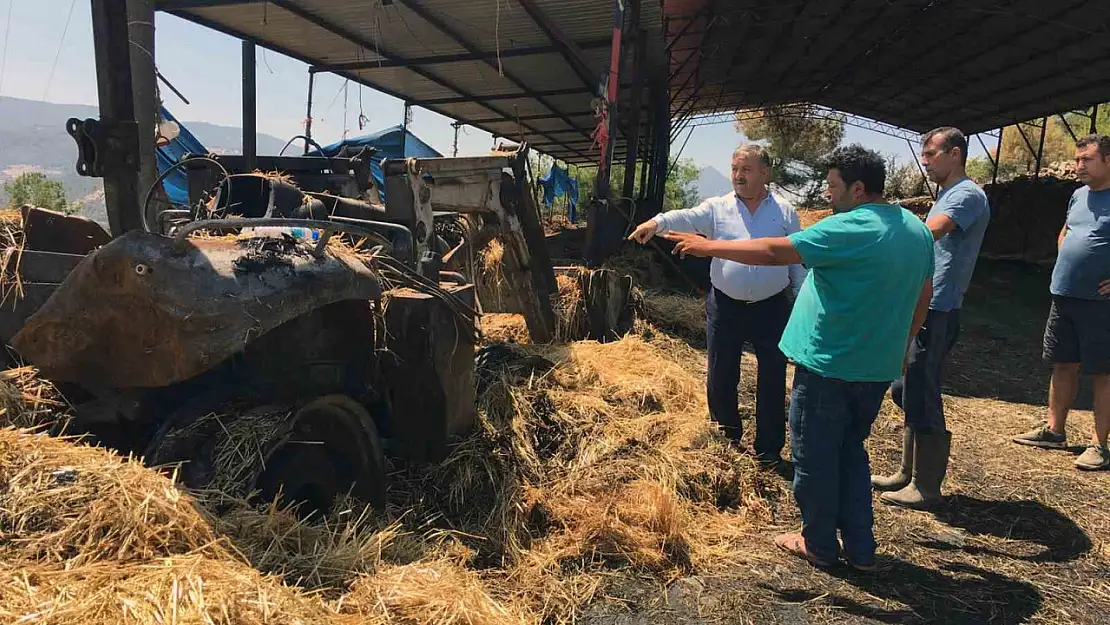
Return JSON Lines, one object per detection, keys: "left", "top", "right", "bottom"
{"left": 629, "top": 144, "right": 807, "bottom": 465}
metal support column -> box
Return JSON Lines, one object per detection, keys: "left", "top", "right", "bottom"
{"left": 907, "top": 138, "right": 935, "bottom": 199}
{"left": 304, "top": 70, "right": 315, "bottom": 154}
{"left": 401, "top": 102, "right": 412, "bottom": 156}
{"left": 622, "top": 28, "right": 646, "bottom": 200}
{"left": 992, "top": 128, "right": 1002, "bottom": 185}
{"left": 1034, "top": 116, "right": 1048, "bottom": 179}
{"left": 242, "top": 40, "right": 257, "bottom": 170}
{"left": 91, "top": 0, "right": 142, "bottom": 235}
{"left": 593, "top": 0, "right": 631, "bottom": 200}
{"left": 126, "top": 0, "right": 158, "bottom": 231}
{"left": 1091, "top": 104, "right": 1100, "bottom": 134}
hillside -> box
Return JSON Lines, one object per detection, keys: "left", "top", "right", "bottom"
{"left": 0, "top": 96, "right": 288, "bottom": 225}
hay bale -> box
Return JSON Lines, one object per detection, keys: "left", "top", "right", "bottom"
{"left": 0, "top": 427, "right": 222, "bottom": 567}
{"left": 640, "top": 293, "right": 706, "bottom": 342}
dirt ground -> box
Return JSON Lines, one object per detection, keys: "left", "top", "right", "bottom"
{"left": 575, "top": 258, "right": 1109, "bottom": 625}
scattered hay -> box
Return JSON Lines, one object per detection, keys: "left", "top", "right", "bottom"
{"left": 0, "top": 366, "right": 70, "bottom": 432}
{"left": 0, "top": 554, "right": 355, "bottom": 625}
{"left": 640, "top": 292, "right": 707, "bottom": 343}
{"left": 480, "top": 313, "right": 530, "bottom": 344}
{"left": 0, "top": 427, "right": 222, "bottom": 567}
{"left": 341, "top": 557, "right": 536, "bottom": 625}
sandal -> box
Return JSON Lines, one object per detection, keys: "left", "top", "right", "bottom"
{"left": 774, "top": 532, "right": 835, "bottom": 568}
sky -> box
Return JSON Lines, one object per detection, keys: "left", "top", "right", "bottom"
{"left": 2, "top": 0, "right": 995, "bottom": 174}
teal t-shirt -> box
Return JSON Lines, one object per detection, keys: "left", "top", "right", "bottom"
{"left": 779, "top": 203, "right": 935, "bottom": 382}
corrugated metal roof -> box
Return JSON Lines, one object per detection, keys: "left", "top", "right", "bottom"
{"left": 159, "top": 0, "right": 664, "bottom": 165}
{"left": 666, "top": 0, "right": 1110, "bottom": 135}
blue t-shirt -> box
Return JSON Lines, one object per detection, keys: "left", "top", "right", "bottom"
{"left": 926, "top": 178, "right": 990, "bottom": 311}
{"left": 1050, "top": 187, "right": 1110, "bottom": 300}
{"left": 779, "top": 204, "right": 935, "bottom": 383}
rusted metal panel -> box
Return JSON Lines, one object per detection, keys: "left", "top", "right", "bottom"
{"left": 12, "top": 230, "right": 382, "bottom": 389}
{"left": 20, "top": 206, "right": 112, "bottom": 255}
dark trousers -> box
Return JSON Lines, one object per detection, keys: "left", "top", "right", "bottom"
{"left": 891, "top": 308, "right": 960, "bottom": 433}
{"left": 790, "top": 365, "right": 889, "bottom": 564}
{"left": 706, "top": 286, "right": 789, "bottom": 460}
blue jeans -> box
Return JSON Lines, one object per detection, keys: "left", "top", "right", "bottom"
{"left": 891, "top": 308, "right": 960, "bottom": 433}
{"left": 706, "top": 287, "right": 789, "bottom": 460}
{"left": 790, "top": 365, "right": 888, "bottom": 564}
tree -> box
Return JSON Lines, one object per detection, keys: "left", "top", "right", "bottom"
{"left": 4, "top": 172, "right": 74, "bottom": 213}
{"left": 735, "top": 104, "right": 845, "bottom": 206}
{"left": 998, "top": 118, "right": 1075, "bottom": 174}
{"left": 883, "top": 155, "right": 929, "bottom": 199}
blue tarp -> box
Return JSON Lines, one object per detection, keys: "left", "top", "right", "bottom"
{"left": 539, "top": 164, "right": 580, "bottom": 221}
{"left": 156, "top": 106, "right": 208, "bottom": 205}
{"left": 309, "top": 124, "right": 442, "bottom": 201}
{"left": 154, "top": 117, "right": 441, "bottom": 205}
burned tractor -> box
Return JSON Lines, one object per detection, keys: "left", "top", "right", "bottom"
{"left": 0, "top": 138, "right": 558, "bottom": 515}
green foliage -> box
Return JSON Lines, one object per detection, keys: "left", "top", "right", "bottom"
{"left": 735, "top": 105, "right": 845, "bottom": 206}
{"left": 4, "top": 172, "right": 75, "bottom": 213}
{"left": 883, "top": 155, "right": 928, "bottom": 199}
{"left": 965, "top": 156, "right": 1022, "bottom": 185}
{"left": 564, "top": 156, "right": 701, "bottom": 218}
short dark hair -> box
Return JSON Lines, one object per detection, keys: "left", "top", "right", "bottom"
{"left": 1076, "top": 133, "right": 1110, "bottom": 158}
{"left": 821, "top": 144, "right": 886, "bottom": 194}
{"left": 923, "top": 126, "right": 968, "bottom": 163}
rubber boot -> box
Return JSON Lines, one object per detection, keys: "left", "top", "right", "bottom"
{"left": 880, "top": 430, "right": 951, "bottom": 510}
{"left": 871, "top": 428, "right": 914, "bottom": 492}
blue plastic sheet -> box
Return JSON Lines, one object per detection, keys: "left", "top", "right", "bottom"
{"left": 538, "top": 164, "right": 580, "bottom": 221}
{"left": 309, "top": 125, "right": 442, "bottom": 201}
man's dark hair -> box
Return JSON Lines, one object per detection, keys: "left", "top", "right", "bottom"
{"left": 1076, "top": 133, "right": 1110, "bottom": 158}
{"left": 923, "top": 126, "right": 968, "bottom": 164}
{"left": 821, "top": 144, "right": 886, "bottom": 194}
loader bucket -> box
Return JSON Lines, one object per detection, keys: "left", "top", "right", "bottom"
{"left": 12, "top": 230, "right": 382, "bottom": 388}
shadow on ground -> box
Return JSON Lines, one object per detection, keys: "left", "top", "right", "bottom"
{"left": 924, "top": 494, "right": 1093, "bottom": 563}
{"left": 769, "top": 558, "right": 1043, "bottom": 624}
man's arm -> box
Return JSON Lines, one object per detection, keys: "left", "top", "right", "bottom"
{"left": 924, "top": 214, "right": 958, "bottom": 241}
{"left": 783, "top": 204, "right": 808, "bottom": 295}
{"left": 908, "top": 278, "right": 933, "bottom": 343}
{"left": 628, "top": 199, "right": 714, "bottom": 243}
{"left": 1058, "top": 223, "right": 1068, "bottom": 249}
{"left": 664, "top": 233, "right": 802, "bottom": 266}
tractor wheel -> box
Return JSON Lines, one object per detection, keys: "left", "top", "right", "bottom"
{"left": 144, "top": 394, "right": 387, "bottom": 516}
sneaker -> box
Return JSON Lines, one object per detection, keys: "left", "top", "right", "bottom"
{"left": 1012, "top": 422, "right": 1067, "bottom": 449}
{"left": 1074, "top": 445, "right": 1110, "bottom": 471}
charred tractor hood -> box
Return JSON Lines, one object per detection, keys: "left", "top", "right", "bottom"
{"left": 12, "top": 230, "right": 382, "bottom": 389}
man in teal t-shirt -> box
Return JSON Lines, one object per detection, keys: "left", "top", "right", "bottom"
{"left": 661, "top": 145, "right": 934, "bottom": 569}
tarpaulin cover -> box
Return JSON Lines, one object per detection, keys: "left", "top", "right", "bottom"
{"left": 310, "top": 125, "right": 442, "bottom": 201}
{"left": 539, "top": 164, "right": 580, "bottom": 220}
{"left": 156, "top": 107, "right": 208, "bottom": 205}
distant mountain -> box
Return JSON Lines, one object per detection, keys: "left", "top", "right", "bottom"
{"left": 697, "top": 166, "right": 731, "bottom": 200}
{"left": 0, "top": 96, "right": 288, "bottom": 225}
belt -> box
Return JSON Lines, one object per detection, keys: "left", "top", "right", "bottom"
{"left": 715, "top": 286, "right": 787, "bottom": 305}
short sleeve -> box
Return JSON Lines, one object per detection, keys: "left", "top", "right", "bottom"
{"left": 936, "top": 186, "right": 987, "bottom": 231}
{"left": 787, "top": 212, "right": 871, "bottom": 268}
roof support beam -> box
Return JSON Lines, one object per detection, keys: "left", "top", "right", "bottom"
{"left": 394, "top": 0, "right": 593, "bottom": 142}
{"left": 466, "top": 111, "right": 596, "bottom": 124}
{"left": 415, "top": 87, "right": 587, "bottom": 107}
{"left": 516, "top": 0, "right": 600, "bottom": 94}
{"left": 311, "top": 39, "right": 612, "bottom": 73}
{"left": 155, "top": 0, "right": 252, "bottom": 9}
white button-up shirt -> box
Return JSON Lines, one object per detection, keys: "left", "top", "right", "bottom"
{"left": 654, "top": 191, "right": 807, "bottom": 302}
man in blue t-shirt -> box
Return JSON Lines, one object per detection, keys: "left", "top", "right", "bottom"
{"left": 1013, "top": 134, "right": 1110, "bottom": 471}
{"left": 658, "top": 145, "right": 934, "bottom": 570}
{"left": 875, "top": 127, "right": 991, "bottom": 510}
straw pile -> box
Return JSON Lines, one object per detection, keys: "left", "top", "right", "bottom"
{"left": 0, "top": 323, "right": 780, "bottom": 624}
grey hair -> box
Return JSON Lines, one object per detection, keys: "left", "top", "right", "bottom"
{"left": 732, "top": 144, "right": 773, "bottom": 169}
